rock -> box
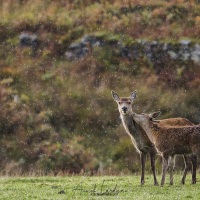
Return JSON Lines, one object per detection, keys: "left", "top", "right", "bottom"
{"left": 191, "top": 44, "right": 200, "bottom": 63}
{"left": 65, "top": 35, "right": 200, "bottom": 66}
{"left": 19, "top": 33, "right": 39, "bottom": 48}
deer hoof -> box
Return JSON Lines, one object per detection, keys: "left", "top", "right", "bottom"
{"left": 181, "top": 181, "right": 185, "bottom": 185}
{"left": 191, "top": 180, "right": 196, "bottom": 184}
{"left": 154, "top": 182, "right": 159, "bottom": 186}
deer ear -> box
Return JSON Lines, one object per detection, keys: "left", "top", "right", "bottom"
{"left": 111, "top": 90, "right": 120, "bottom": 101}
{"left": 130, "top": 90, "right": 137, "bottom": 101}
{"left": 149, "top": 111, "right": 161, "bottom": 119}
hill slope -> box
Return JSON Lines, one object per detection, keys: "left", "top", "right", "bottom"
{"left": 0, "top": 0, "right": 199, "bottom": 173}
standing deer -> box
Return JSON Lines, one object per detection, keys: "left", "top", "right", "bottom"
{"left": 111, "top": 91, "right": 195, "bottom": 185}
{"left": 132, "top": 112, "right": 198, "bottom": 186}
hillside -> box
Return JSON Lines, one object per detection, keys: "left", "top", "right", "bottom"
{"left": 0, "top": 0, "right": 200, "bottom": 174}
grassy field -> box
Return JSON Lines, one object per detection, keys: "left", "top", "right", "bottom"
{"left": 0, "top": 175, "right": 199, "bottom": 200}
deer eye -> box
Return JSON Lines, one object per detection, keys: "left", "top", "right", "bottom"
{"left": 118, "top": 101, "right": 121, "bottom": 105}
{"left": 128, "top": 102, "right": 131, "bottom": 104}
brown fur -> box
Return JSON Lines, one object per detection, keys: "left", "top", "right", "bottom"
{"left": 111, "top": 91, "right": 195, "bottom": 186}
{"left": 132, "top": 112, "right": 197, "bottom": 186}
{"left": 156, "top": 118, "right": 194, "bottom": 126}
{"left": 151, "top": 124, "right": 200, "bottom": 156}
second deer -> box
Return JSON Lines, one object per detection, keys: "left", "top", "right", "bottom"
{"left": 132, "top": 112, "right": 198, "bottom": 186}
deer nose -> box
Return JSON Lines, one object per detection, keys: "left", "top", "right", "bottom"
{"left": 122, "top": 107, "right": 127, "bottom": 112}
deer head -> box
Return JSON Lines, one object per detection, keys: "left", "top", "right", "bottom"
{"left": 132, "top": 112, "right": 161, "bottom": 142}
{"left": 111, "top": 90, "right": 137, "bottom": 116}
{"left": 132, "top": 112, "right": 161, "bottom": 127}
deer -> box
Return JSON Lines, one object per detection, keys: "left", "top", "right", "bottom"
{"left": 132, "top": 111, "right": 199, "bottom": 186}
{"left": 111, "top": 91, "right": 196, "bottom": 186}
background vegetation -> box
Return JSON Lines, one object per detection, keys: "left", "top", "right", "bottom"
{"left": 0, "top": 0, "right": 200, "bottom": 175}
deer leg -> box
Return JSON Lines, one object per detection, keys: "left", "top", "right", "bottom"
{"left": 161, "top": 155, "right": 169, "bottom": 186}
{"left": 168, "top": 155, "right": 175, "bottom": 185}
{"left": 140, "top": 152, "right": 146, "bottom": 185}
{"left": 150, "top": 151, "right": 159, "bottom": 186}
{"left": 190, "top": 154, "right": 197, "bottom": 184}
{"left": 181, "top": 155, "right": 191, "bottom": 185}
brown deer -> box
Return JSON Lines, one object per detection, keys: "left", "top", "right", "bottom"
{"left": 132, "top": 112, "right": 198, "bottom": 186}
{"left": 111, "top": 91, "right": 195, "bottom": 186}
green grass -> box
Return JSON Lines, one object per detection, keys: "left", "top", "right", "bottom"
{"left": 0, "top": 175, "right": 199, "bottom": 200}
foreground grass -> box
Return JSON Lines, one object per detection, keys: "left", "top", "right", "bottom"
{"left": 0, "top": 175, "right": 199, "bottom": 199}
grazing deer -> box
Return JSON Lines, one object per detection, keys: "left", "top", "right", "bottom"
{"left": 111, "top": 91, "right": 195, "bottom": 186}
{"left": 132, "top": 112, "right": 198, "bottom": 186}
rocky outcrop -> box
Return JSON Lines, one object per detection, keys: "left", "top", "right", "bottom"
{"left": 19, "top": 32, "right": 41, "bottom": 56}
{"left": 65, "top": 35, "right": 200, "bottom": 72}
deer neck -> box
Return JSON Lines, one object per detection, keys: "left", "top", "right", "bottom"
{"left": 139, "top": 121, "right": 158, "bottom": 144}
{"left": 120, "top": 112, "right": 136, "bottom": 132}
{"left": 121, "top": 112, "right": 146, "bottom": 141}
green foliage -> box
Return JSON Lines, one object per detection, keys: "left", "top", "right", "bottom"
{"left": 38, "top": 138, "right": 97, "bottom": 174}
{"left": 111, "top": 138, "right": 140, "bottom": 172}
